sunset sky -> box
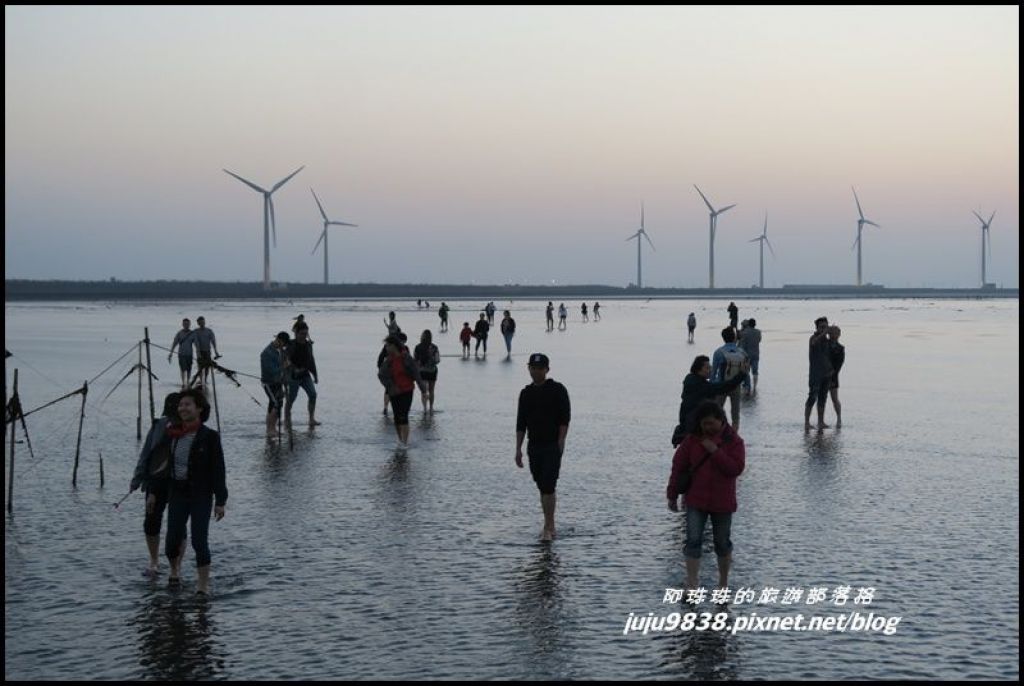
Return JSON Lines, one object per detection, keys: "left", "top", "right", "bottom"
{"left": 5, "top": 6, "right": 1019, "bottom": 287}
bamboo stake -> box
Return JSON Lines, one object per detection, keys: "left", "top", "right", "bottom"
{"left": 136, "top": 341, "right": 143, "bottom": 440}
{"left": 73, "top": 381, "right": 88, "bottom": 488}
{"left": 144, "top": 327, "right": 155, "bottom": 423}
{"left": 7, "top": 369, "right": 17, "bottom": 513}
{"left": 210, "top": 364, "right": 221, "bottom": 433}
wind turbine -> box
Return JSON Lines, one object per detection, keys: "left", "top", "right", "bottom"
{"left": 694, "top": 185, "right": 736, "bottom": 289}
{"left": 223, "top": 165, "right": 305, "bottom": 289}
{"left": 749, "top": 213, "right": 776, "bottom": 289}
{"left": 625, "top": 203, "right": 655, "bottom": 289}
{"left": 310, "top": 189, "right": 358, "bottom": 285}
{"left": 972, "top": 210, "right": 995, "bottom": 287}
{"left": 851, "top": 186, "right": 880, "bottom": 287}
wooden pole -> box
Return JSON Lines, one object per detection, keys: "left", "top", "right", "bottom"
{"left": 210, "top": 364, "right": 221, "bottom": 433}
{"left": 73, "top": 381, "right": 88, "bottom": 488}
{"left": 136, "top": 341, "right": 143, "bottom": 440}
{"left": 7, "top": 369, "right": 17, "bottom": 513}
{"left": 99, "top": 451, "right": 105, "bottom": 488}
{"left": 144, "top": 327, "right": 155, "bottom": 423}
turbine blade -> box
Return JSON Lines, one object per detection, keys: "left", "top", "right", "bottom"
{"left": 223, "top": 169, "right": 267, "bottom": 194}
{"left": 718, "top": 203, "right": 737, "bottom": 215}
{"left": 863, "top": 220, "right": 880, "bottom": 228}
{"left": 694, "top": 185, "right": 715, "bottom": 212}
{"left": 851, "top": 235, "right": 860, "bottom": 251}
{"left": 643, "top": 231, "right": 656, "bottom": 251}
{"left": 987, "top": 211, "right": 996, "bottom": 227}
{"left": 641, "top": 201, "right": 645, "bottom": 230}
{"left": 312, "top": 230, "right": 326, "bottom": 255}
{"left": 852, "top": 186, "right": 865, "bottom": 219}
{"left": 625, "top": 231, "right": 640, "bottom": 242}
{"left": 272, "top": 165, "right": 305, "bottom": 193}
{"left": 749, "top": 237, "right": 761, "bottom": 243}
{"left": 269, "top": 197, "right": 277, "bottom": 247}
{"left": 329, "top": 221, "right": 358, "bottom": 227}
{"left": 311, "top": 188, "right": 329, "bottom": 222}
{"left": 972, "top": 210, "right": 986, "bottom": 225}
{"left": 766, "top": 238, "right": 776, "bottom": 258}
{"left": 763, "top": 212, "right": 768, "bottom": 236}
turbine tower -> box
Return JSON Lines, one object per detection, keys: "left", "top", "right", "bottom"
{"left": 625, "top": 203, "right": 655, "bottom": 289}
{"left": 311, "top": 189, "right": 358, "bottom": 285}
{"left": 694, "top": 185, "right": 736, "bottom": 289}
{"left": 223, "top": 165, "right": 305, "bottom": 289}
{"left": 851, "top": 186, "right": 880, "bottom": 287}
{"left": 748, "top": 213, "right": 776, "bottom": 289}
{"left": 972, "top": 210, "right": 995, "bottom": 287}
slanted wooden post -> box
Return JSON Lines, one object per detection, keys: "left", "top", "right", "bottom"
{"left": 6, "top": 369, "right": 17, "bottom": 513}
{"left": 99, "top": 451, "right": 105, "bottom": 488}
{"left": 136, "top": 341, "right": 143, "bottom": 440}
{"left": 210, "top": 365, "right": 221, "bottom": 433}
{"left": 73, "top": 381, "right": 88, "bottom": 488}
{"left": 144, "top": 327, "right": 155, "bottom": 424}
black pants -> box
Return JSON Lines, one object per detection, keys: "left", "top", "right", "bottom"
{"left": 143, "top": 483, "right": 169, "bottom": 537}
{"left": 165, "top": 481, "right": 214, "bottom": 567}
{"left": 390, "top": 391, "right": 414, "bottom": 425}
{"left": 528, "top": 443, "right": 562, "bottom": 495}
{"left": 806, "top": 379, "right": 830, "bottom": 411}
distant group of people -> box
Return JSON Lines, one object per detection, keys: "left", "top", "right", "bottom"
{"left": 544, "top": 301, "right": 600, "bottom": 332}
{"left": 667, "top": 303, "right": 847, "bottom": 593}
{"left": 167, "top": 316, "right": 221, "bottom": 388}
{"left": 260, "top": 315, "right": 321, "bottom": 438}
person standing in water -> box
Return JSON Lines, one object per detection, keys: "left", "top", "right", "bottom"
{"left": 413, "top": 329, "right": 440, "bottom": 413}
{"left": 261, "top": 331, "right": 290, "bottom": 439}
{"left": 378, "top": 335, "right": 426, "bottom": 451}
{"left": 727, "top": 302, "right": 739, "bottom": 330}
{"left": 192, "top": 316, "right": 221, "bottom": 387}
{"left": 459, "top": 322, "right": 473, "bottom": 359}
{"left": 285, "top": 324, "right": 319, "bottom": 429}
{"left": 500, "top": 310, "right": 517, "bottom": 360}
{"left": 687, "top": 312, "right": 697, "bottom": 344}
{"left": 515, "top": 353, "right": 571, "bottom": 542}
{"left": 546, "top": 302, "right": 555, "bottom": 332}
{"left": 804, "top": 317, "right": 833, "bottom": 431}
{"left": 557, "top": 303, "right": 568, "bottom": 331}
{"left": 593, "top": 302, "right": 601, "bottom": 321}
{"left": 827, "top": 325, "right": 845, "bottom": 428}
{"left": 438, "top": 302, "right": 450, "bottom": 332}
{"left": 168, "top": 319, "right": 195, "bottom": 389}
{"left": 581, "top": 303, "right": 589, "bottom": 322}
{"left": 473, "top": 313, "right": 490, "bottom": 358}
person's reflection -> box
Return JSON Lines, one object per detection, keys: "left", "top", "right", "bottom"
{"left": 514, "top": 546, "right": 566, "bottom": 663}
{"left": 661, "top": 616, "right": 738, "bottom": 680}
{"left": 131, "top": 594, "right": 223, "bottom": 680}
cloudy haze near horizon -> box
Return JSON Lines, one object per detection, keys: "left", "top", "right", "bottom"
{"left": 5, "top": 6, "right": 1019, "bottom": 288}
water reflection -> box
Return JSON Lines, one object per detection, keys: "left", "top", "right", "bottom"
{"left": 663, "top": 620, "right": 739, "bottom": 680}
{"left": 130, "top": 594, "right": 224, "bottom": 680}
{"left": 514, "top": 546, "right": 566, "bottom": 660}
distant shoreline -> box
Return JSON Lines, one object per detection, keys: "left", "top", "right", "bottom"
{"left": 4, "top": 279, "right": 1018, "bottom": 301}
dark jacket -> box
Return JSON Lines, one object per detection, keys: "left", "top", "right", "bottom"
{"left": 157, "top": 425, "right": 228, "bottom": 506}
{"left": 678, "top": 372, "right": 746, "bottom": 432}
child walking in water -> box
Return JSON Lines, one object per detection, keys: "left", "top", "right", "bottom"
{"left": 460, "top": 322, "right": 473, "bottom": 359}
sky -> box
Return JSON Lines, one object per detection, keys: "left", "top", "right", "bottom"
{"left": 4, "top": 6, "right": 1019, "bottom": 288}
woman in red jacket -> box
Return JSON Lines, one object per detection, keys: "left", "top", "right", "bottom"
{"left": 666, "top": 400, "right": 745, "bottom": 591}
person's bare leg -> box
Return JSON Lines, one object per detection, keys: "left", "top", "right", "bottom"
{"left": 196, "top": 564, "right": 211, "bottom": 594}
{"left": 267, "top": 410, "right": 278, "bottom": 438}
{"left": 830, "top": 389, "right": 842, "bottom": 427}
{"left": 804, "top": 400, "right": 813, "bottom": 430}
{"left": 399, "top": 424, "right": 410, "bottom": 445}
{"left": 540, "top": 493, "right": 556, "bottom": 540}
{"left": 717, "top": 554, "right": 731, "bottom": 588}
{"left": 817, "top": 399, "right": 829, "bottom": 429}
{"left": 383, "top": 392, "right": 389, "bottom": 415}
{"left": 428, "top": 382, "right": 435, "bottom": 412}
{"left": 146, "top": 535, "right": 160, "bottom": 574}
{"left": 752, "top": 373, "right": 758, "bottom": 395}
{"left": 685, "top": 558, "right": 700, "bottom": 590}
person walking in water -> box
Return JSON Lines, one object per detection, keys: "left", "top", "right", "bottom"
{"left": 667, "top": 400, "right": 745, "bottom": 594}
{"left": 162, "top": 389, "right": 228, "bottom": 596}
{"left": 737, "top": 318, "right": 762, "bottom": 397}
{"left": 168, "top": 319, "right": 195, "bottom": 389}
{"left": 413, "top": 329, "right": 440, "bottom": 413}
{"left": 827, "top": 325, "right": 845, "bottom": 428}
{"left": 192, "top": 316, "right": 221, "bottom": 387}
{"left": 384, "top": 311, "right": 401, "bottom": 337}
{"left": 712, "top": 327, "right": 750, "bottom": 432}
{"left": 557, "top": 303, "right": 568, "bottom": 331}
{"left": 581, "top": 303, "right": 589, "bottom": 322}
{"left": 593, "top": 302, "right": 601, "bottom": 321}
{"left": 804, "top": 317, "right": 833, "bottom": 431}
{"left": 438, "top": 302, "right": 450, "bottom": 332}
{"left": 687, "top": 312, "right": 697, "bottom": 344}
{"left": 130, "top": 391, "right": 182, "bottom": 578}
{"left": 378, "top": 335, "right": 426, "bottom": 451}
{"left": 459, "top": 322, "right": 473, "bottom": 359}
{"left": 473, "top": 313, "right": 490, "bottom": 358}
{"left": 727, "top": 302, "right": 739, "bottom": 330}
{"left": 546, "top": 302, "right": 555, "bottom": 332}
{"left": 675, "top": 355, "right": 747, "bottom": 446}
{"left": 500, "top": 310, "right": 517, "bottom": 360}
{"left": 261, "top": 331, "right": 290, "bottom": 439}
{"left": 515, "top": 353, "right": 571, "bottom": 542}
{"left": 285, "top": 324, "right": 319, "bottom": 429}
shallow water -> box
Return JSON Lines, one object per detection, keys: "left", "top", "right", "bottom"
{"left": 4, "top": 298, "right": 1019, "bottom": 680}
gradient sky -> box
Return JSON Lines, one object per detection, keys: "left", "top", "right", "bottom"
{"left": 5, "top": 6, "right": 1019, "bottom": 287}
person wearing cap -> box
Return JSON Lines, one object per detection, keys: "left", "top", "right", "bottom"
{"left": 261, "top": 331, "right": 291, "bottom": 439}
{"left": 515, "top": 353, "right": 571, "bottom": 542}
{"left": 378, "top": 334, "right": 426, "bottom": 450}
{"left": 285, "top": 323, "right": 320, "bottom": 429}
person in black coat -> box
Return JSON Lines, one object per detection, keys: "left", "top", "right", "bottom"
{"left": 674, "top": 355, "right": 746, "bottom": 445}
